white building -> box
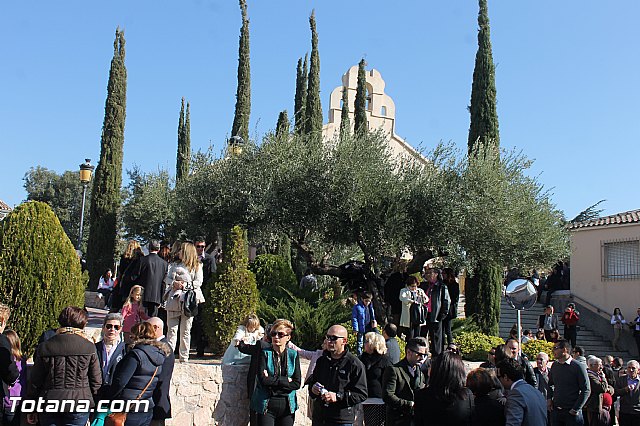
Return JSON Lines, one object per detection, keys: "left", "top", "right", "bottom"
{"left": 322, "top": 65, "right": 426, "bottom": 165}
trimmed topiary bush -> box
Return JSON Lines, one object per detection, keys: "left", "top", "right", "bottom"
{"left": 203, "top": 226, "right": 258, "bottom": 354}
{"left": 522, "top": 339, "right": 555, "bottom": 361}
{"left": 456, "top": 331, "right": 504, "bottom": 361}
{"left": 0, "top": 201, "right": 85, "bottom": 357}
{"left": 250, "top": 254, "right": 297, "bottom": 301}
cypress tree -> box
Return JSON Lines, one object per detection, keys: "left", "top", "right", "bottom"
{"left": 86, "top": 28, "right": 127, "bottom": 290}
{"left": 230, "top": 0, "right": 251, "bottom": 142}
{"left": 467, "top": 0, "right": 499, "bottom": 157}
{"left": 466, "top": 0, "right": 502, "bottom": 335}
{"left": 0, "top": 202, "right": 85, "bottom": 357}
{"left": 294, "top": 54, "right": 308, "bottom": 135}
{"left": 275, "top": 110, "right": 290, "bottom": 139}
{"left": 176, "top": 98, "right": 191, "bottom": 182}
{"left": 354, "top": 58, "right": 368, "bottom": 137}
{"left": 304, "top": 10, "right": 323, "bottom": 137}
{"left": 339, "top": 86, "right": 351, "bottom": 140}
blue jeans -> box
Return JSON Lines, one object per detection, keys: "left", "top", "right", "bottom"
{"left": 39, "top": 412, "right": 90, "bottom": 426}
{"left": 356, "top": 332, "right": 365, "bottom": 355}
{"left": 551, "top": 409, "right": 584, "bottom": 426}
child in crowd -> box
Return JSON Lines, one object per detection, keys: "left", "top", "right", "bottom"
{"left": 351, "top": 292, "right": 377, "bottom": 355}
{"left": 521, "top": 329, "right": 534, "bottom": 344}
{"left": 535, "top": 329, "right": 546, "bottom": 340}
{"left": 3, "top": 329, "right": 27, "bottom": 426}
{"left": 120, "top": 285, "right": 149, "bottom": 344}
{"left": 222, "top": 314, "right": 264, "bottom": 365}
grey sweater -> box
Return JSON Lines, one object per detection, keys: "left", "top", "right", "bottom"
{"left": 548, "top": 359, "right": 591, "bottom": 411}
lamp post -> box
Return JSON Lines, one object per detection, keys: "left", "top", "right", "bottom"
{"left": 77, "top": 159, "right": 94, "bottom": 251}
{"left": 228, "top": 135, "right": 245, "bottom": 157}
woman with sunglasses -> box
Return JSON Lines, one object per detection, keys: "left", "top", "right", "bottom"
{"left": 95, "top": 313, "right": 126, "bottom": 391}
{"left": 250, "top": 319, "right": 301, "bottom": 426}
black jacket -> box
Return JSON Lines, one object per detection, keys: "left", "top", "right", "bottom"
{"left": 152, "top": 337, "right": 175, "bottom": 420}
{"left": 384, "top": 272, "right": 408, "bottom": 315}
{"left": 424, "top": 280, "right": 450, "bottom": 323}
{"left": 238, "top": 339, "right": 272, "bottom": 398}
{"left": 95, "top": 340, "right": 126, "bottom": 386}
{"left": 104, "top": 339, "right": 170, "bottom": 408}
{"left": 133, "top": 253, "right": 169, "bottom": 305}
{"left": 28, "top": 332, "right": 102, "bottom": 409}
{"left": 307, "top": 349, "right": 368, "bottom": 424}
{"left": 382, "top": 358, "right": 426, "bottom": 426}
{"left": 359, "top": 352, "right": 392, "bottom": 399}
{"left": 444, "top": 279, "right": 460, "bottom": 319}
{"left": 200, "top": 252, "right": 216, "bottom": 283}
{"left": 519, "top": 354, "right": 538, "bottom": 388}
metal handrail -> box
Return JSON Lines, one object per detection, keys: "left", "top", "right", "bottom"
{"left": 569, "top": 293, "right": 612, "bottom": 320}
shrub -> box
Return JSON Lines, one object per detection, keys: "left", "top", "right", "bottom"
{"left": 456, "top": 331, "right": 504, "bottom": 361}
{"left": 258, "top": 289, "right": 350, "bottom": 350}
{"left": 203, "top": 226, "right": 258, "bottom": 354}
{"left": 0, "top": 201, "right": 85, "bottom": 357}
{"left": 522, "top": 339, "right": 555, "bottom": 361}
{"left": 452, "top": 316, "right": 481, "bottom": 337}
{"left": 249, "top": 254, "right": 299, "bottom": 301}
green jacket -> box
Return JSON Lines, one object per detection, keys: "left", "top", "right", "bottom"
{"left": 250, "top": 347, "right": 300, "bottom": 414}
{"left": 382, "top": 358, "right": 425, "bottom": 426}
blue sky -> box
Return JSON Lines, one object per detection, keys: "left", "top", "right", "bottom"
{"left": 1, "top": 1, "right": 638, "bottom": 219}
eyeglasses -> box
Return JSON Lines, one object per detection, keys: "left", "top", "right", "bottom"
{"left": 325, "top": 335, "right": 346, "bottom": 342}
{"left": 536, "top": 358, "right": 545, "bottom": 361}
{"left": 104, "top": 324, "right": 121, "bottom": 331}
{"left": 196, "top": 245, "right": 205, "bottom": 249}
{"left": 408, "top": 348, "right": 428, "bottom": 359}
{"left": 270, "top": 331, "right": 290, "bottom": 339}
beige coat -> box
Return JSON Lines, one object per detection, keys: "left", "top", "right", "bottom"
{"left": 399, "top": 286, "right": 428, "bottom": 328}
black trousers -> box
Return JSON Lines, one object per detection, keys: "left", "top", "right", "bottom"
{"left": 256, "top": 397, "right": 294, "bottom": 426}
{"left": 442, "top": 317, "right": 454, "bottom": 346}
{"left": 619, "top": 412, "right": 640, "bottom": 426}
{"left": 428, "top": 322, "right": 443, "bottom": 355}
{"left": 564, "top": 325, "right": 577, "bottom": 348}
{"left": 143, "top": 301, "right": 159, "bottom": 317}
{"left": 191, "top": 302, "right": 208, "bottom": 355}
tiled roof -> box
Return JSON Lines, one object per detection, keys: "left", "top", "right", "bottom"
{"left": 0, "top": 199, "right": 11, "bottom": 211}
{"left": 568, "top": 208, "right": 640, "bottom": 230}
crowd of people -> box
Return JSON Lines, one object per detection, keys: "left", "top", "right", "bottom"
{"left": 0, "top": 304, "right": 174, "bottom": 426}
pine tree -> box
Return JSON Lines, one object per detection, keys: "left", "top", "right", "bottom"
{"left": 230, "top": 0, "right": 251, "bottom": 143}
{"left": 468, "top": 0, "right": 499, "bottom": 157}
{"left": 294, "top": 54, "right": 308, "bottom": 135}
{"left": 86, "top": 28, "right": 127, "bottom": 290}
{"left": 0, "top": 201, "right": 85, "bottom": 356}
{"left": 176, "top": 98, "right": 191, "bottom": 182}
{"left": 203, "top": 225, "right": 258, "bottom": 354}
{"left": 304, "top": 10, "right": 323, "bottom": 137}
{"left": 354, "top": 58, "right": 368, "bottom": 137}
{"left": 276, "top": 110, "right": 290, "bottom": 139}
{"left": 466, "top": 0, "right": 502, "bottom": 335}
{"left": 339, "top": 86, "right": 351, "bottom": 140}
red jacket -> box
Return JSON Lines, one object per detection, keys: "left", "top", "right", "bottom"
{"left": 562, "top": 310, "right": 579, "bottom": 326}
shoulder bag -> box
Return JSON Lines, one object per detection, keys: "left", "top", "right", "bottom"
{"left": 183, "top": 281, "right": 199, "bottom": 318}
{"left": 104, "top": 366, "right": 159, "bottom": 426}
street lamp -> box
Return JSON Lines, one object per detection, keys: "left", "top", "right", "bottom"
{"left": 227, "top": 135, "right": 245, "bottom": 157}
{"left": 77, "top": 159, "right": 94, "bottom": 251}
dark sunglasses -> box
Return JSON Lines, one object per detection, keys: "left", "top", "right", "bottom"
{"left": 196, "top": 245, "right": 205, "bottom": 249}
{"left": 105, "top": 324, "right": 121, "bottom": 331}
{"left": 408, "top": 348, "right": 428, "bottom": 358}
{"left": 270, "top": 331, "right": 290, "bottom": 339}
{"left": 489, "top": 352, "right": 496, "bottom": 356}
{"left": 325, "top": 335, "right": 346, "bottom": 342}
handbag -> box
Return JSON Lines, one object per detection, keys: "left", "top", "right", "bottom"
{"left": 104, "top": 366, "right": 159, "bottom": 426}
{"left": 183, "top": 282, "right": 199, "bottom": 318}
{"left": 410, "top": 302, "right": 425, "bottom": 325}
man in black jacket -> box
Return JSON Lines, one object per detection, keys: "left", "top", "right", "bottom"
{"left": 133, "top": 240, "right": 168, "bottom": 317}
{"left": 506, "top": 338, "right": 538, "bottom": 388}
{"left": 148, "top": 317, "right": 175, "bottom": 426}
{"left": 382, "top": 337, "right": 428, "bottom": 426}
{"left": 308, "top": 324, "right": 368, "bottom": 425}
{"left": 422, "top": 268, "right": 450, "bottom": 356}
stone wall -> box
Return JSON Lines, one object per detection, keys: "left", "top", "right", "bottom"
{"left": 167, "top": 361, "right": 313, "bottom": 426}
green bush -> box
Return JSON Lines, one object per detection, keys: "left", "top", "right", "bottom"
{"left": 452, "top": 316, "right": 481, "bottom": 337}
{"left": 249, "top": 254, "right": 299, "bottom": 301}
{"left": 258, "top": 289, "right": 350, "bottom": 350}
{"left": 203, "top": 226, "right": 259, "bottom": 354}
{"left": 0, "top": 201, "right": 85, "bottom": 357}
{"left": 522, "top": 339, "right": 555, "bottom": 361}
{"left": 456, "top": 331, "right": 504, "bottom": 361}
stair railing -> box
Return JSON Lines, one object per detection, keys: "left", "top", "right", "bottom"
{"left": 570, "top": 293, "right": 612, "bottom": 321}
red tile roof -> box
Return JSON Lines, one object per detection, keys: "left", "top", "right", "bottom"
{"left": 568, "top": 208, "right": 640, "bottom": 230}
{"left": 0, "top": 199, "right": 10, "bottom": 211}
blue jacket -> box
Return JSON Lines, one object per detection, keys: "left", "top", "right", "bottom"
{"left": 250, "top": 347, "right": 300, "bottom": 414}
{"left": 95, "top": 340, "right": 126, "bottom": 387}
{"left": 352, "top": 302, "right": 375, "bottom": 333}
